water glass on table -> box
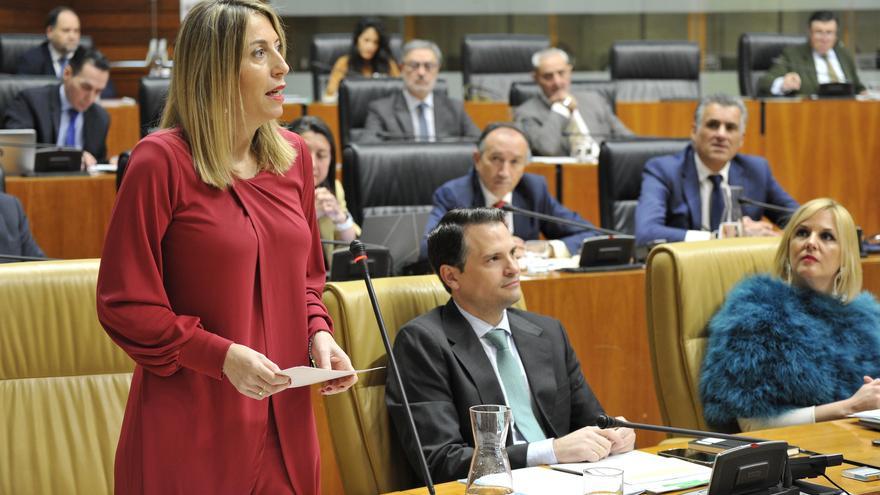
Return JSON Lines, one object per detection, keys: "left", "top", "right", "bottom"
{"left": 583, "top": 466, "right": 623, "bottom": 495}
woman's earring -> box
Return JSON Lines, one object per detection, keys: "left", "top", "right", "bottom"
{"left": 783, "top": 261, "right": 792, "bottom": 284}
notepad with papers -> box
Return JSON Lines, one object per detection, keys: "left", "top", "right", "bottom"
{"left": 552, "top": 450, "right": 711, "bottom": 494}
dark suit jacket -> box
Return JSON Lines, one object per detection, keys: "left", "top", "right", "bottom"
{"left": 385, "top": 300, "right": 605, "bottom": 483}
{"left": 757, "top": 42, "right": 865, "bottom": 96}
{"left": 1, "top": 83, "right": 110, "bottom": 162}
{"left": 0, "top": 192, "right": 44, "bottom": 261}
{"left": 15, "top": 41, "right": 56, "bottom": 76}
{"left": 421, "top": 169, "right": 598, "bottom": 258}
{"left": 634, "top": 144, "right": 799, "bottom": 246}
{"left": 362, "top": 90, "right": 480, "bottom": 142}
{"left": 514, "top": 90, "right": 633, "bottom": 157}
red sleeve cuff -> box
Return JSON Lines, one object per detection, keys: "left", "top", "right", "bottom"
{"left": 178, "top": 328, "right": 234, "bottom": 380}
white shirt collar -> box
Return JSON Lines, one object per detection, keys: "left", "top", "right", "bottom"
{"left": 454, "top": 300, "right": 511, "bottom": 339}
{"left": 694, "top": 152, "right": 730, "bottom": 183}
{"left": 403, "top": 89, "right": 433, "bottom": 112}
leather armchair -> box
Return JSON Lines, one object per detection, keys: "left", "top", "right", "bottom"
{"left": 309, "top": 32, "right": 402, "bottom": 102}
{"left": 321, "top": 275, "right": 526, "bottom": 494}
{"left": 598, "top": 138, "right": 689, "bottom": 234}
{"left": 0, "top": 75, "right": 57, "bottom": 120}
{"left": 610, "top": 41, "right": 700, "bottom": 101}
{"left": 645, "top": 238, "right": 779, "bottom": 431}
{"left": 508, "top": 79, "right": 618, "bottom": 113}
{"left": 0, "top": 34, "right": 93, "bottom": 74}
{"left": 341, "top": 141, "right": 475, "bottom": 225}
{"left": 138, "top": 77, "right": 170, "bottom": 137}
{"left": 0, "top": 259, "right": 134, "bottom": 494}
{"left": 738, "top": 33, "right": 807, "bottom": 98}
{"left": 461, "top": 34, "right": 549, "bottom": 101}
{"left": 338, "top": 78, "right": 450, "bottom": 147}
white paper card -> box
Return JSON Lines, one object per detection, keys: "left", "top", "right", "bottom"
{"left": 279, "top": 366, "right": 383, "bottom": 388}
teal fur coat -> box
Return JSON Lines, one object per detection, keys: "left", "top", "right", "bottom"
{"left": 700, "top": 275, "right": 880, "bottom": 428}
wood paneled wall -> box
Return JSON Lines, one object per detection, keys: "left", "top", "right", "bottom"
{"left": 0, "top": 0, "right": 180, "bottom": 62}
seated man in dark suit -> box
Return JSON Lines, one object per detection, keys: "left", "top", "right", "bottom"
{"left": 16, "top": 6, "right": 81, "bottom": 78}
{"left": 515, "top": 47, "right": 632, "bottom": 160}
{"left": 758, "top": 10, "right": 865, "bottom": 96}
{"left": 0, "top": 192, "right": 44, "bottom": 262}
{"left": 363, "top": 39, "right": 479, "bottom": 142}
{"left": 421, "top": 123, "right": 598, "bottom": 259}
{"left": 3, "top": 47, "right": 111, "bottom": 166}
{"left": 387, "top": 207, "right": 635, "bottom": 483}
{"left": 635, "top": 94, "right": 799, "bottom": 247}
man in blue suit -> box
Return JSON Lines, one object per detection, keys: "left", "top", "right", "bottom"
{"left": 0, "top": 192, "right": 44, "bottom": 262}
{"left": 421, "top": 123, "right": 598, "bottom": 259}
{"left": 635, "top": 94, "right": 798, "bottom": 247}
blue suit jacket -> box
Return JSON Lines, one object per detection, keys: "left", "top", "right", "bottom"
{"left": 634, "top": 144, "right": 798, "bottom": 246}
{"left": 421, "top": 169, "right": 598, "bottom": 258}
{"left": 0, "top": 193, "right": 44, "bottom": 261}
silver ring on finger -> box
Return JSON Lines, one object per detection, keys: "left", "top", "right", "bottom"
{"left": 257, "top": 388, "right": 265, "bottom": 397}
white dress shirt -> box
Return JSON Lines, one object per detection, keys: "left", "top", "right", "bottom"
{"left": 454, "top": 302, "right": 558, "bottom": 466}
{"left": 478, "top": 182, "right": 514, "bottom": 234}
{"left": 403, "top": 90, "right": 435, "bottom": 141}
{"left": 47, "top": 44, "right": 68, "bottom": 78}
{"left": 683, "top": 154, "right": 731, "bottom": 242}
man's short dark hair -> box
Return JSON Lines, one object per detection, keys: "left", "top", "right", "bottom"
{"left": 808, "top": 10, "right": 838, "bottom": 26}
{"left": 46, "top": 6, "right": 75, "bottom": 28}
{"left": 427, "top": 208, "right": 506, "bottom": 291}
{"left": 68, "top": 46, "right": 110, "bottom": 75}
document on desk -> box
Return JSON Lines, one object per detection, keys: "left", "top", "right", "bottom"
{"left": 552, "top": 450, "right": 711, "bottom": 494}
{"left": 278, "top": 366, "right": 383, "bottom": 388}
{"left": 458, "top": 467, "right": 638, "bottom": 495}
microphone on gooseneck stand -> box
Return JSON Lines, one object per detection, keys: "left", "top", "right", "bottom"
{"left": 348, "top": 240, "right": 435, "bottom": 495}
{"left": 738, "top": 195, "right": 797, "bottom": 215}
{"left": 492, "top": 201, "right": 621, "bottom": 237}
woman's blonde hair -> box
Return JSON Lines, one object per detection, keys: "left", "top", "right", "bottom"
{"left": 774, "top": 198, "right": 862, "bottom": 302}
{"left": 161, "top": 0, "right": 295, "bottom": 188}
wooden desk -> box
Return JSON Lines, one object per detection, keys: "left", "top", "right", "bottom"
{"left": 463, "top": 101, "right": 512, "bottom": 130}
{"left": 101, "top": 100, "right": 141, "bottom": 158}
{"left": 7, "top": 174, "right": 117, "bottom": 259}
{"left": 383, "top": 419, "right": 880, "bottom": 494}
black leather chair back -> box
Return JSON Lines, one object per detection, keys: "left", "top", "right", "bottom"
{"left": 461, "top": 34, "right": 549, "bottom": 101}
{"left": 737, "top": 33, "right": 807, "bottom": 97}
{"left": 309, "top": 32, "right": 402, "bottom": 101}
{"left": 0, "top": 164, "right": 5, "bottom": 193}
{"left": 115, "top": 151, "right": 131, "bottom": 191}
{"left": 0, "top": 75, "right": 58, "bottom": 121}
{"left": 0, "top": 34, "right": 93, "bottom": 74}
{"left": 337, "top": 78, "right": 449, "bottom": 147}
{"left": 598, "top": 138, "right": 689, "bottom": 234}
{"left": 610, "top": 41, "right": 700, "bottom": 101}
{"left": 509, "top": 80, "right": 618, "bottom": 113}
{"left": 138, "top": 77, "right": 170, "bottom": 137}
{"left": 342, "top": 142, "right": 476, "bottom": 225}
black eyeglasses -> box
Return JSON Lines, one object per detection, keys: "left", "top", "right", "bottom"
{"left": 403, "top": 61, "right": 439, "bottom": 71}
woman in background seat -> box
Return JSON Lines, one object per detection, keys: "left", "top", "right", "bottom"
{"left": 289, "top": 116, "right": 359, "bottom": 262}
{"left": 322, "top": 16, "right": 400, "bottom": 102}
{"left": 700, "top": 198, "right": 880, "bottom": 431}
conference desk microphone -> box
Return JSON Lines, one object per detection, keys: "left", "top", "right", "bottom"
{"left": 596, "top": 415, "right": 846, "bottom": 495}
{"left": 738, "top": 195, "right": 797, "bottom": 215}
{"left": 348, "top": 240, "right": 436, "bottom": 495}
{"left": 492, "top": 201, "right": 620, "bottom": 236}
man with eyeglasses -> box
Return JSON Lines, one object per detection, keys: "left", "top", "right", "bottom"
{"left": 758, "top": 10, "right": 866, "bottom": 96}
{"left": 363, "top": 39, "right": 480, "bottom": 142}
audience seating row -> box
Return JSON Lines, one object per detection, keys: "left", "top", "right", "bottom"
{"left": 0, "top": 33, "right": 93, "bottom": 75}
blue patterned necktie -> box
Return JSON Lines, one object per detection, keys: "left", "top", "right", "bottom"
{"left": 57, "top": 56, "right": 68, "bottom": 77}
{"left": 64, "top": 109, "right": 79, "bottom": 147}
{"left": 709, "top": 174, "right": 724, "bottom": 232}
{"left": 484, "top": 328, "right": 546, "bottom": 442}
{"left": 416, "top": 102, "right": 429, "bottom": 142}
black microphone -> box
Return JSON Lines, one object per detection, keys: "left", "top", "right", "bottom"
{"left": 596, "top": 414, "right": 763, "bottom": 442}
{"left": 320, "top": 239, "right": 385, "bottom": 249}
{"left": 0, "top": 253, "right": 55, "bottom": 262}
{"left": 348, "top": 240, "right": 436, "bottom": 495}
{"left": 493, "top": 200, "right": 621, "bottom": 237}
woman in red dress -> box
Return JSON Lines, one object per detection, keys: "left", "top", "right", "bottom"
{"left": 96, "top": 2, "right": 356, "bottom": 493}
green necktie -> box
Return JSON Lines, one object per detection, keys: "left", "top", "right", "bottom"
{"left": 484, "top": 328, "right": 546, "bottom": 442}
{"left": 821, "top": 53, "right": 841, "bottom": 83}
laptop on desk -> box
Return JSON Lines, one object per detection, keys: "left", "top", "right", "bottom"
{"left": 0, "top": 129, "right": 36, "bottom": 176}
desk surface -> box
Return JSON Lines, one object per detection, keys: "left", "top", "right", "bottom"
{"left": 382, "top": 419, "right": 880, "bottom": 495}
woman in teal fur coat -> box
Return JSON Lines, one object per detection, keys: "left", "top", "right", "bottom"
{"left": 700, "top": 198, "right": 880, "bottom": 432}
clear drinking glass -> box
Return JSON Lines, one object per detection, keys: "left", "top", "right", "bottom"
{"left": 583, "top": 466, "right": 624, "bottom": 495}
{"left": 465, "top": 405, "right": 513, "bottom": 495}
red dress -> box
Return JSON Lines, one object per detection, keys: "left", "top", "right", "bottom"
{"left": 97, "top": 128, "right": 329, "bottom": 494}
